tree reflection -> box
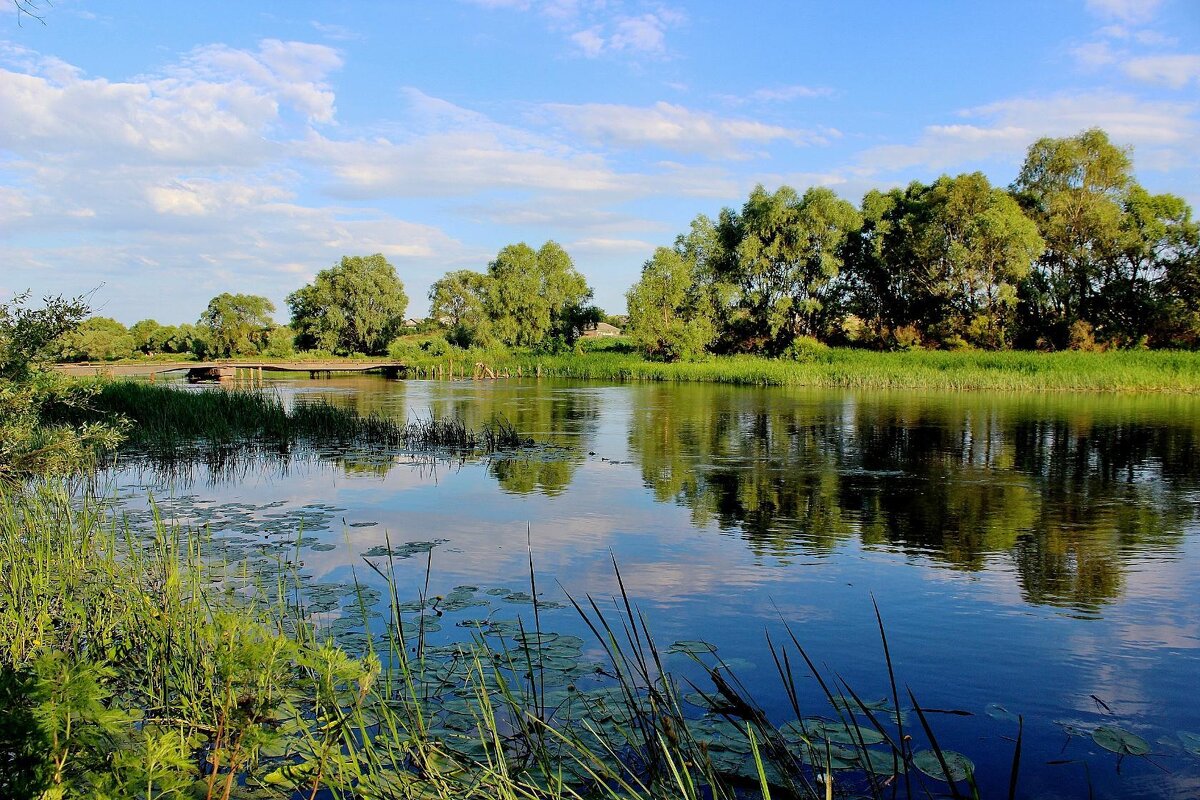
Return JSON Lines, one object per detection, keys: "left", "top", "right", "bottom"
{"left": 626, "top": 385, "right": 1198, "bottom": 610}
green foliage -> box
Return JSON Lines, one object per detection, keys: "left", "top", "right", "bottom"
{"left": 56, "top": 317, "right": 135, "bottom": 362}
{"left": 197, "top": 293, "right": 276, "bottom": 358}
{"left": 626, "top": 246, "right": 716, "bottom": 360}
{"left": 288, "top": 254, "right": 409, "bottom": 355}
{"left": 716, "top": 184, "right": 861, "bottom": 354}
{"left": 429, "top": 270, "right": 493, "bottom": 341}
{"left": 1008, "top": 127, "right": 1188, "bottom": 349}
{"left": 0, "top": 294, "right": 126, "bottom": 483}
{"left": 845, "top": 173, "right": 1042, "bottom": 349}
{"left": 485, "top": 241, "right": 596, "bottom": 348}
{"left": 262, "top": 325, "right": 295, "bottom": 358}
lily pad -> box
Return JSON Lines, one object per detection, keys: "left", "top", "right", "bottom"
{"left": 1179, "top": 731, "right": 1200, "bottom": 756}
{"left": 1092, "top": 725, "right": 1150, "bottom": 756}
{"left": 668, "top": 639, "right": 718, "bottom": 655}
{"left": 912, "top": 749, "right": 974, "bottom": 783}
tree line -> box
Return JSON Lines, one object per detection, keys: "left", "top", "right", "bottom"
{"left": 624, "top": 128, "right": 1198, "bottom": 359}
{"left": 58, "top": 128, "right": 1198, "bottom": 362}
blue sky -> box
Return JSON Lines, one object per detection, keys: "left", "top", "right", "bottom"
{"left": 1, "top": 0, "right": 1197, "bottom": 324}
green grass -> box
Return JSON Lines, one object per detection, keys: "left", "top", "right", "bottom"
{"left": 486, "top": 347, "right": 1200, "bottom": 393}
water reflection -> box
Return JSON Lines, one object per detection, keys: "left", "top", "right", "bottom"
{"left": 140, "top": 378, "right": 1199, "bottom": 613}
{"left": 623, "top": 386, "right": 1198, "bottom": 611}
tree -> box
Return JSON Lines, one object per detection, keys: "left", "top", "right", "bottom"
{"left": 626, "top": 247, "right": 717, "bottom": 361}
{"left": 428, "top": 270, "right": 493, "bottom": 347}
{"left": 198, "top": 294, "right": 276, "bottom": 358}
{"left": 485, "top": 241, "right": 595, "bottom": 349}
{"left": 843, "top": 175, "right": 1042, "bottom": 349}
{"left": 1137, "top": 190, "right": 1200, "bottom": 347}
{"left": 0, "top": 293, "right": 125, "bottom": 481}
{"left": 1011, "top": 128, "right": 1133, "bottom": 348}
{"left": 909, "top": 173, "right": 1043, "bottom": 348}
{"left": 715, "top": 185, "right": 861, "bottom": 354}
{"left": 57, "top": 317, "right": 135, "bottom": 362}
{"left": 288, "top": 255, "right": 408, "bottom": 355}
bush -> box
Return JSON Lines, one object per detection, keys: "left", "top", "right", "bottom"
{"left": 783, "top": 335, "right": 831, "bottom": 362}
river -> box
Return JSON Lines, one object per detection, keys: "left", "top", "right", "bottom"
{"left": 101, "top": 376, "right": 1200, "bottom": 798}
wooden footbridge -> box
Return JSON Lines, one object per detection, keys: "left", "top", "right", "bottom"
{"left": 55, "top": 359, "right": 528, "bottom": 382}
{"left": 56, "top": 360, "right": 408, "bottom": 382}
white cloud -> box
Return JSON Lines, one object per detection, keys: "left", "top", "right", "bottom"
{"left": 751, "top": 85, "right": 833, "bottom": 102}
{"left": 458, "top": 0, "right": 685, "bottom": 59}
{"left": 1123, "top": 54, "right": 1200, "bottom": 87}
{"left": 570, "top": 27, "right": 606, "bottom": 57}
{"left": 610, "top": 13, "right": 669, "bottom": 55}
{"left": 567, "top": 236, "right": 657, "bottom": 253}
{"left": 1072, "top": 41, "right": 1118, "bottom": 68}
{"left": 545, "top": 100, "right": 834, "bottom": 157}
{"left": 1085, "top": 0, "right": 1162, "bottom": 23}
{"left": 858, "top": 92, "right": 1198, "bottom": 174}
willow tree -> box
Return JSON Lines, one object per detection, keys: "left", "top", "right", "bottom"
{"left": 1011, "top": 129, "right": 1133, "bottom": 347}
{"left": 912, "top": 173, "right": 1043, "bottom": 348}
{"left": 485, "top": 241, "right": 595, "bottom": 349}
{"left": 625, "top": 246, "right": 716, "bottom": 361}
{"left": 428, "top": 269, "right": 494, "bottom": 347}
{"left": 717, "top": 185, "right": 861, "bottom": 353}
{"left": 288, "top": 254, "right": 408, "bottom": 355}
{"left": 197, "top": 294, "right": 275, "bottom": 358}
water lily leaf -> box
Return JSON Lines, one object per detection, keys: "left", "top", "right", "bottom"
{"left": 912, "top": 749, "right": 974, "bottom": 782}
{"left": 668, "top": 639, "right": 717, "bottom": 655}
{"left": 1179, "top": 731, "right": 1200, "bottom": 756}
{"left": 1053, "top": 720, "right": 1090, "bottom": 739}
{"left": 1093, "top": 725, "right": 1150, "bottom": 756}
{"left": 820, "top": 721, "right": 886, "bottom": 746}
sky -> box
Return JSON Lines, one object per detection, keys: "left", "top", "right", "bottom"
{"left": 1, "top": 0, "right": 1198, "bottom": 325}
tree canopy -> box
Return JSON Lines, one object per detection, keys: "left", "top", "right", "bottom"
{"left": 287, "top": 254, "right": 409, "bottom": 356}
{"left": 197, "top": 293, "right": 276, "bottom": 358}
{"left": 485, "top": 241, "right": 596, "bottom": 350}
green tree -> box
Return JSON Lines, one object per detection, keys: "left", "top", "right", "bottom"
{"left": 844, "top": 175, "right": 1043, "bottom": 349}
{"left": 129, "top": 319, "right": 183, "bottom": 356}
{"left": 197, "top": 293, "right": 276, "bottom": 358}
{"left": 288, "top": 254, "right": 409, "bottom": 355}
{"left": 429, "top": 270, "right": 494, "bottom": 347}
{"left": 911, "top": 173, "right": 1043, "bottom": 348}
{"left": 716, "top": 185, "right": 861, "bottom": 353}
{"left": 1114, "top": 186, "right": 1200, "bottom": 347}
{"left": 1011, "top": 128, "right": 1133, "bottom": 348}
{"left": 485, "top": 241, "right": 595, "bottom": 349}
{"left": 57, "top": 317, "right": 134, "bottom": 362}
{"left": 625, "top": 246, "right": 716, "bottom": 360}
{"left": 0, "top": 293, "right": 125, "bottom": 482}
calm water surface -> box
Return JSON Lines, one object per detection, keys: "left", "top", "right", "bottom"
{"left": 107, "top": 377, "right": 1200, "bottom": 798}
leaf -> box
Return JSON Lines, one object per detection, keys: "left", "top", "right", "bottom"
{"left": 912, "top": 749, "right": 974, "bottom": 782}
{"left": 1092, "top": 725, "right": 1150, "bottom": 756}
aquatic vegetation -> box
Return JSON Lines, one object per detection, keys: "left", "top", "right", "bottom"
{"left": 480, "top": 348, "right": 1200, "bottom": 393}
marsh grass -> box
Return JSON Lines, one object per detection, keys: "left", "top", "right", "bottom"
{"left": 0, "top": 484, "right": 1021, "bottom": 800}
{"left": 50, "top": 381, "right": 526, "bottom": 474}
{"left": 492, "top": 348, "right": 1200, "bottom": 393}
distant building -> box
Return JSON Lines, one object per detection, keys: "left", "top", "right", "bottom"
{"left": 403, "top": 318, "right": 421, "bottom": 329}
{"left": 582, "top": 321, "right": 622, "bottom": 338}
